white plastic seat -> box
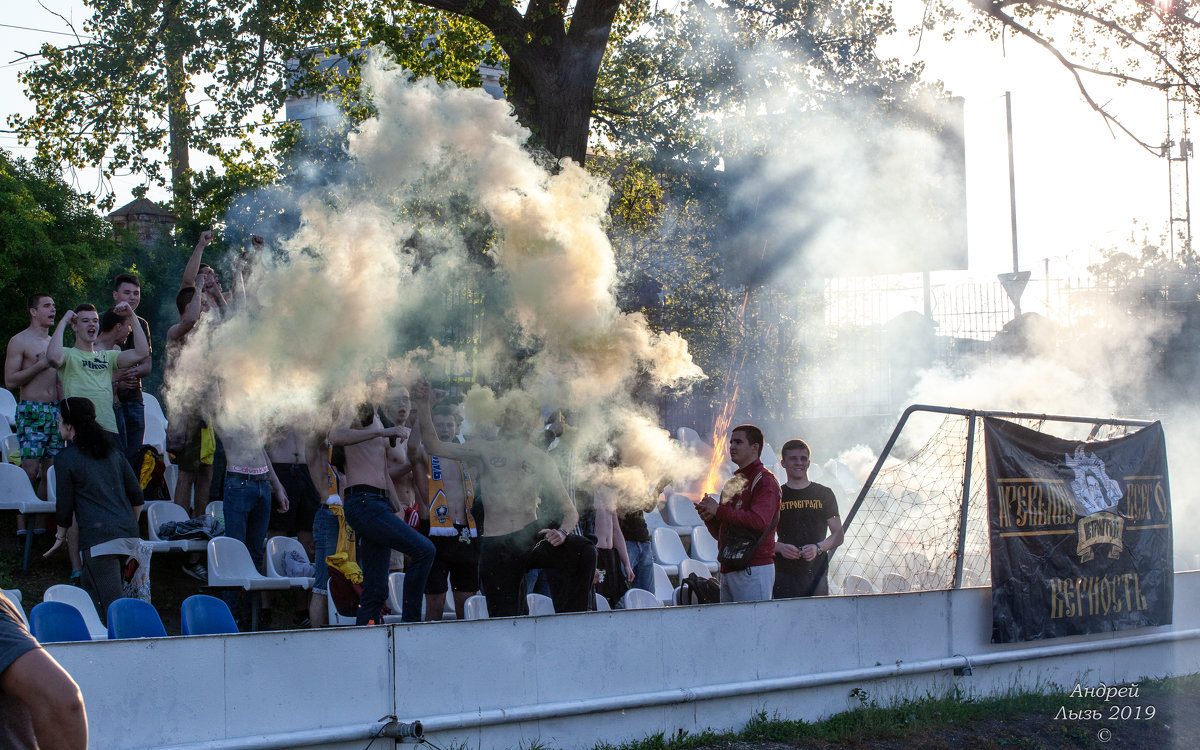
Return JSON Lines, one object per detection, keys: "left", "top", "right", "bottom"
{"left": 679, "top": 558, "right": 711, "bottom": 582}
{"left": 145, "top": 501, "right": 207, "bottom": 553}
{"left": 142, "top": 393, "right": 167, "bottom": 430}
{"left": 3, "top": 434, "right": 20, "bottom": 463}
{"left": 526, "top": 592, "right": 555, "bottom": 615}
{"left": 42, "top": 584, "right": 109, "bottom": 640}
{"left": 1, "top": 589, "right": 28, "bottom": 629}
{"left": 264, "top": 536, "right": 314, "bottom": 589}
{"left": 652, "top": 563, "right": 675, "bottom": 605}
{"left": 593, "top": 592, "right": 610, "bottom": 611}
{"left": 464, "top": 594, "right": 489, "bottom": 620}
{"left": 46, "top": 465, "right": 56, "bottom": 503}
{"left": 665, "top": 493, "right": 703, "bottom": 534}
{"left": 689, "top": 526, "right": 720, "bottom": 574}
{"left": 620, "top": 588, "right": 660, "bottom": 610}
{"left": 0, "top": 463, "right": 55, "bottom": 570}
{"left": 206, "top": 500, "right": 223, "bottom": 520}
{"left": 880, "top": 573, "right": 911, "bottom": 593}
{"left": 0, "top": 388, "right": 17, "bottom": 429}
{"left": 207, "top": 536, "right": 295, "bottom": 592}
{"left": 841, "top": 574, "right": 875, "bottom": 595}
{"left": 642, "top": 507, "right": 670, "bottom": 533}
{"left": 652, "top": 527, "right": 688, "bottom": 577}
{"left": 327, "top": 588, "right": 357, "bottom": 626}
{"left": 142, "top": 418, "right": 168, "bottom": 456}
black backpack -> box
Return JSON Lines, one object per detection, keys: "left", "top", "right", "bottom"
{"left": 676, "top": 572, "right": 721, "bottom": 605}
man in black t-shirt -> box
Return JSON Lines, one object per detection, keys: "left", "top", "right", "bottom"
{"left": 774, "top": 439, "right": 844, "bottom": 598}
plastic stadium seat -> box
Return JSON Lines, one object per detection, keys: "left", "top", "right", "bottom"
{"left": 841, "top": 574, "right": 875, "bottom": 595}
{"left": 620, "top": 588, "right": 660, "bottom": 610}
{"left": 880, "top": 573, "right": 911, "bottom": 593}
{"left": 464, "top": 594, "right": 488, "bottom": 620}
{"left": 2, "top": 589, "right": 26, "bottom": 629}
{"left": 593, "top": 592, "right": 611, "bottom": 611}
{"left": 181, "top": 594, "right": 239, "bottom": 635}
{"left": 43, "top": 584, "right": 108, "bottom": 640}
{"left": 142, "top": 418, "right": 169, "bottom": 457}
{"left": 642, "top": 506, "right": 670, "bottom": 533}
{"left": 679, "top": 558, "right": 711, "bottom": 582}
{"left": 142, "top": 393, "right": 167, "bottom": 431}
{"left": 327, "top": 589, "right": 356, "bottom": 626}
{"left": 107, "top": 597, "right": 167, "bottom": 639}
{"left": 689, "top": 527, "right": 720, "bottom": 574}
{"left": 665, "top": 493, "right": 704, "bottom": 533}
{"left": 652, "top": 563, "right": 675, "bottom": 605}
{"left": 0, "top": 388, "right": 16, "bottom": 429}
{"left": 207, "top": 537, "right": 295, "bottom": 592}
{"left": 206, "top": 501, "right": 223, "bottom": 521}
{"left": 0, "top": 463, "right": 56, "bottom": 570}
{"left": 652, "top": 527, "right": 688, "bottom": 577}
{"left": 526, "top": 593, "right": 555, "bottom": 615}
{"left": 30, "top": 601, "right": 92, "bottom": 643}
{"left": 145, "top": 501, "right": 208, "bottom": 553}
{"left": 264, "top": 536, "right": 315, "bottom": 589}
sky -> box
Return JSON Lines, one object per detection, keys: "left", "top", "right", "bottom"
{"left": 0, "top": 0, "right": 1179, "bottom": 283}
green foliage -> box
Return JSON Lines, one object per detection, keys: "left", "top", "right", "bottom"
{"left": 9, "top": 0, "right": 376, "bottom": 214}
{"left": 0, "top": 149, "right": 127, "bottom": 341}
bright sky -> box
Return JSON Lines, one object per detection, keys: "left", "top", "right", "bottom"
{"left": 0, "top": 0, "right": 1179, "bottom": 284}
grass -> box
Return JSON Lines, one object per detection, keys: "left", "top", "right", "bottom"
{"left": 592, "top": 674, "right": 1200, "bottom": 750}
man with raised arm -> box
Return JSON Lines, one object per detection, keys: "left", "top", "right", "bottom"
{"left": 4, "top": 293, "right": 62, "bottom": 541}
{"left": 696, "top": 424, "right": 782, "bottom": 603}
{"left": 110, "top": 273, "right": 152, "bottom": 460}
{"left": 409, "top": 403, "right": 482, "bottom": 620}
{"left": 330, "top": 403, "right": 434, "bottom": 625}
{"left": 46, "top": 302, "right": 148, "bottom": 444}
{"left": 412, "top": 380, "right": 596, "bottom": 617}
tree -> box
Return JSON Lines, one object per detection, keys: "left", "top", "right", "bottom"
{"left": 9, "top": 0, "right": 370, "bottom": 218}
{"left": 0, "top": 149, "right": 128, "bottom": 339}
{"left": 929, "top": 0, "right": 1200, "bottom": 154}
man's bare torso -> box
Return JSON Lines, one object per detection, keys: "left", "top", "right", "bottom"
{"left": 8, "top": 329, "right": 57, "bottom": 403}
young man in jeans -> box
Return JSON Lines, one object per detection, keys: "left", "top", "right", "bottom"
{"left": 330, "top": 403, "right": 434, "bottom": 624}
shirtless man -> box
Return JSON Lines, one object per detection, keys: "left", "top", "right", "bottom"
{"left": 165, "top": 230, "right": 222, "bottom": 521}
{"left": 266, "top": 426, "right": 322, "bottom": 557}
{"left": 592, "top": 479, "right": 635, "bottom": 609}
{"left": 4, "top": 294, "right": 62, "bottom": 539}
{"left": 217, "top": 420, "right": 289, "bottom": 626}
{"left": 110, "top": 273, "right": 152, "bottom": 460}
{"left": 330, "top": 403, "right": 434, "bottom": 625}
{"left": 412, "top": 381, "right": 596, "bottom": 617}
{"left": 409, "top": 403, "right": 482, "bottom": 620}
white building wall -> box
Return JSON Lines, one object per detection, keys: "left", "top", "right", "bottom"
{"left": 49, "top": 572, "right": 1200, "bottom": 750}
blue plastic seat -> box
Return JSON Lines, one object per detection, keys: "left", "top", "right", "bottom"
{"left": 180, "top": 594, "right": 238, "bottom": 636}
{"left": 29, "top": 601, "right": 92, "bottom": 643}
{"left": 107, "top": 597, "right": 167, "bottom": 639}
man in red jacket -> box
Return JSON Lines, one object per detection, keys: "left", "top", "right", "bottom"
{"left": 696, "top": 424, "right": 782, "bottom": 602}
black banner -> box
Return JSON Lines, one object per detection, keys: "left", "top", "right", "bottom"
{"left": 985, "top": 418, "right": 1173, "bottom": 643}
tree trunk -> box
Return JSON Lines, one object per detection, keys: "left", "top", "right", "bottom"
{"left": 164, "top": 0, "right": 192, "bottom": 219}
{"left": 508, "top": 59, "right": 596, "bottom": 166}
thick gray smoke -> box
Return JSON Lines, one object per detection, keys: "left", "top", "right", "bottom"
{"left": 166, "top": 56, "right": 706, "bottom": 504}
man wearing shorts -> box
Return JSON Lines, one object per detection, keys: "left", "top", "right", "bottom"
{"left": 410, "top": 403, "right": 482, "bottom": 620}
{"left": 413, "top": 381, "right": 596, "bottom": 618}
{"left": 4, "top": 293, "right": 62, "bottom": 539}
{"left": 267, "top": 427, "right": 322, "bottom": 556}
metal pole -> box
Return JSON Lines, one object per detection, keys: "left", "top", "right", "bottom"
{"left": 953, "top": 414, "right": 977, "bottom": 589}
{"left": 1006, "top": 92, "right": 1019, "bottom": 275}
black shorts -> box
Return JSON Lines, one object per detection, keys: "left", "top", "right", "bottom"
{"left": 420, "top": 520, "right": 480, "bottom": 595}
{"left": 268, "top": 463, "right": 321, "bottom": 534}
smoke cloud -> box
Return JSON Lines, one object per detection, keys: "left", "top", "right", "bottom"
{"left": 165, "top": 55, "right": 706, "bottom": 507}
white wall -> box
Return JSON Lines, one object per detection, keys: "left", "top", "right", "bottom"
{"left": 48, "top": 571, "right": 1200, "bottom": 750}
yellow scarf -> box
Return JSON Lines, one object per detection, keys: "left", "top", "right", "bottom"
{"left": 427, "top": 455, "right": 476, "bottom": 537}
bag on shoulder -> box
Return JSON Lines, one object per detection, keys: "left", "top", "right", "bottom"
{"left": 716, "top": 472, "right": 779, "bottom": 572}
{"left": 676, "top": 572, "right": 721, "bottom": 605}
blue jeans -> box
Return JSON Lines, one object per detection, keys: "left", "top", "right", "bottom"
{"left": 115, "top": 400, "right": 145, "bottom": 463}
{"left": 312, "top": 506, "right": 338, "bottom": 595}
{"left": 626, "top": 540, "right": 655, "bottom": 594}
{"left": 223, "top": 476, "right": 272, "bottom": 570}
{"left": 343, "top": 487, "right": 434, "bottom": 624}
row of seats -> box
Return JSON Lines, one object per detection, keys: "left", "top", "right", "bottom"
{"left": 30, "top": 595, "right": 239, "bottom": 642}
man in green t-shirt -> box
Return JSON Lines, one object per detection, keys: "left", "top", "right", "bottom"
{"left": 47, "top": 302, "right": 149, "bottom": 442}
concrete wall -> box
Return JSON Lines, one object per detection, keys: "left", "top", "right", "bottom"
{"left": 49, "top": 571, "right": 1200, "bottom": 750}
